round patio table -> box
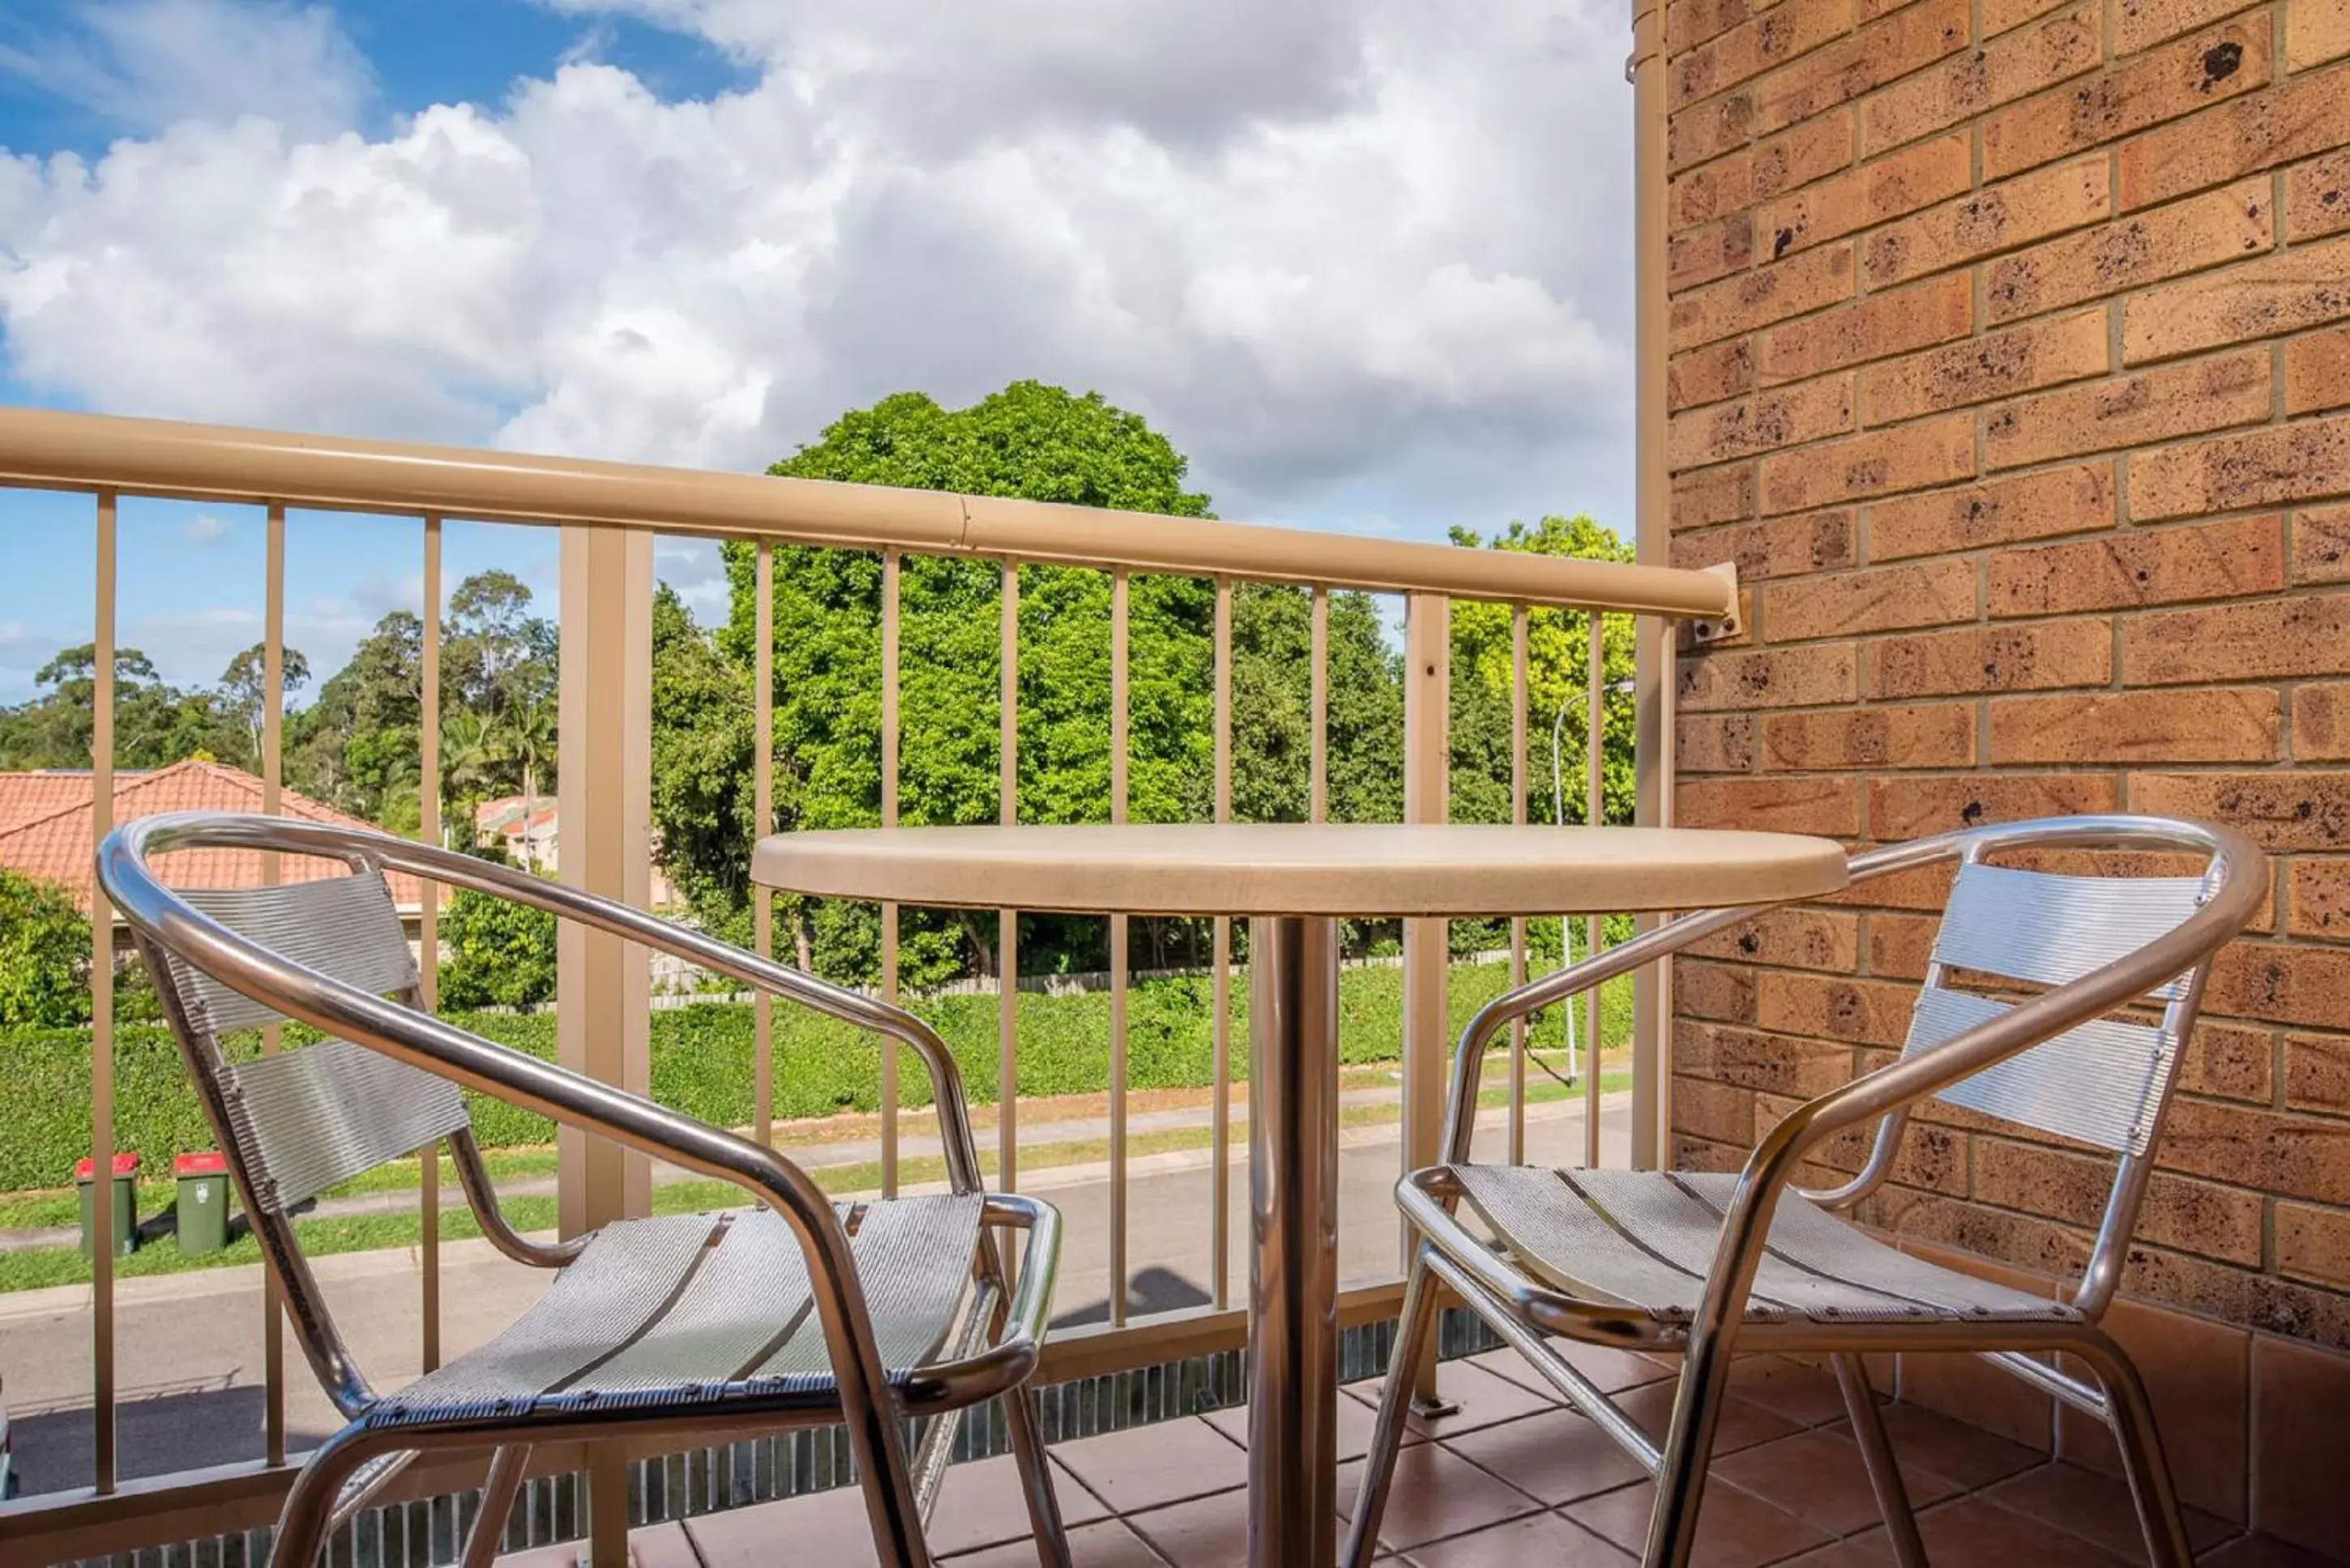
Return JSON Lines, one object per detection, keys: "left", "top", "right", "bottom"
{"left": 750, "top": 822, "right": 1849, "bottom": 1568}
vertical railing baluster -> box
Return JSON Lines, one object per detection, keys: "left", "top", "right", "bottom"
{"left": 419, "top": 515, "right": 442, "bottom": 1372}
{"left": 1655, "top": 613, "right": 1677, "bottom": 1164}
{"left": 998, "top": 562, "right": 1019, "bottom": 1191}
{"left": 1510, "top": 605, "right": 1529, "bottom": 1166}
{"left": 1211, "top": 577, "right": 1233, "bottom": 1310}
{"left": 263, "top": 502, "right": 287, "bottom": 1470}
{"left": 754, "top": 543, "right": 775, "bottom": 1149}
{"left": 1586, "top": 612, "right": 1606, "bottom": 1171}
{"left": 879, "top": 549, "right": 900, "bottom": 1194}
{"left": 1109, "top": 570, "right": 1130, "bottom": 1327}
{"left": 89, "top": 490, "right": 117, "bottom": 1495}
{"left": 1400, "top": 592, "right": 1448, "bottom": 1402}
{"left": 1310, "top": 587, "right": 1328, "bottom": 824}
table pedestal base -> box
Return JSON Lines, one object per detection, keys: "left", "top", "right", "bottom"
{"left": 1247, "top": 916, "right": 1341, "bottom": 1568}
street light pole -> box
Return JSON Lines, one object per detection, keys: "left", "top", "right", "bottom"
{"left": 1549, "top": 701, "right": 1579, "bottom": 1083}
{"left": 1549, "top": 675, "right": 1638, "bottom": 1087}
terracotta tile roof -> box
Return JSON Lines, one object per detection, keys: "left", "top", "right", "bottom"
{"left": 0, "top": 771, "right": 105, "bottom": 835}
{"left": 0, "top": 760, "right": 437, "bottom": 912}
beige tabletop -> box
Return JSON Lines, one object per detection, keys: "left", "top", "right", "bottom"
{"left": 750, "top": 822, "right": 1848, "bottom": 916}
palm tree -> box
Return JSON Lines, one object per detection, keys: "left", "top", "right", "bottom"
{"left": 503, "top": 699, "right": 558, "bottom": 871}
{"left": 440, "top": 709, "right": 503, "bottom": 850}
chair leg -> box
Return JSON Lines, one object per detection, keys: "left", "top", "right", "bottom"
{"left": 2076, "top": 1334, "right": 2194, "bottom": 1568}
{"left": 1340, "top": 1248, "right": 1439, "bottom": 1568}
{"left": 461, "top": 1445, "right": 532, "bottom": 1568}
{"left": 846, "top": 1390, "right": 936, "bottom": 1568}
{"left": 1835, "top": 1355, "right": 1927, "bottom": 1568}
{"left": 1640, "top": 1331, "right": 1737, "bottom": 1568}
{"left": 1004, "top": 1388, "right": 1073, "bottom": 1568}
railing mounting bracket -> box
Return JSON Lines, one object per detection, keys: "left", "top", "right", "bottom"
{"left": 1686, "top": 561, "right": 1742, "bottom": 644}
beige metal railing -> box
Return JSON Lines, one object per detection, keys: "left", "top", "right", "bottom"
{"left": 0, "top": 405, "right": 1736, "bottom": 1564}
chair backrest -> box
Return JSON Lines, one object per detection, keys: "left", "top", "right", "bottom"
{"left": 147, "top": 872, "right": 470, "bottom": 1216}
{"left": 1904, "top": 857, "right": 2215, "bottom": 1158}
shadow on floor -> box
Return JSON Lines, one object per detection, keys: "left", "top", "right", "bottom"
{"left": 1050, "top": 1266, "right": 1210, "bottom": 1330}
{"left": 13, "top": 1384, "right": 337, "bottom": 1496}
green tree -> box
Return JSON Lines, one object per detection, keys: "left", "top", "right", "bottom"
{"left": 661, "top": 382, "right": 1228, "bottom": 985}
{"left": 650, "top": 583, "right": 754, "bottom": 940}
{"left": 1446, "top": 515, "right": 1640, "bottom": 831}
{"left": 0, "top": 869, "right": 94, "bottom": 1027}
{"left": 284, "top": 573, "right": 558, "bottom": 838}
{"left": 218, "top": 641, "right": 312, "bottom": 770}
{"left": 286, "top": 610, "right": 423, "bottom": 827}
{"left": 437, "top": 886, "right": 558, "bottom": 1010}
{"left": 0, "top": 646, "right": 242, "bottom": 771}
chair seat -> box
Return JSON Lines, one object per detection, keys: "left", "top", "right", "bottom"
{"left": 1448, "top": 1165, "right": 2074, "bottom": 1327}
{"left": 365, "top": 1194, "right": 983, "bottom": 1429}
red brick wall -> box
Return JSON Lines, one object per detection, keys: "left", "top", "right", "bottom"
{"left": 1664, "top": 0, "right": 2350, "bottom": 1538}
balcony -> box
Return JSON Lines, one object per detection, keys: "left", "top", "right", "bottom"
{"left": 2, "top": 0, "right": 2350, "bottom": 1559}
{"left": 0, "top": 395, "right": 2334, "bottom": 1568}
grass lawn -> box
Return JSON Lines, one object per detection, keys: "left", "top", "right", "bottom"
{"left": 0, "top": 1061, "right": 1631, "bottom": 1293}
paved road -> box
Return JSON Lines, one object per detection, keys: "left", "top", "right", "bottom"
{"left": 2, "top": 1095, "right": 1630, "bottom": 1494}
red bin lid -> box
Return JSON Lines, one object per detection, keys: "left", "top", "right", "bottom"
{"left": 74, "top": 1152, "right": 142, "bottom": 1180}
{"left": 174, "top": 1151, "right": 230, "bottom": 1177}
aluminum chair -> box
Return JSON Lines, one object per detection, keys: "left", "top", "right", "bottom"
{"left": 98, "top": 812, "right": 1072, "bottom": 1568}
{"left": 1342, "top": 814, "right": 2267, "bottom": 1568}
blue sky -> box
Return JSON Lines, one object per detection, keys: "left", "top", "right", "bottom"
{"left": 0, "top": 2, "right": 749, "bottom": 699}
{"left": 0, "top": 0, "right": 1634, "bottom": 705}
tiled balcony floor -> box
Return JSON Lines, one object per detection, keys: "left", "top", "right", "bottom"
{"left": 522, "top": 1354, "right": 2342, "bottom": 1568}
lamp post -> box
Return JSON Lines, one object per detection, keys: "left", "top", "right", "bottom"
{"left": 1549, "top": 677, "right": 1637, "bottom": 1082}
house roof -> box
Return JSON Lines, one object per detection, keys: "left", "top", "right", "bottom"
{"left": 476, "top": 795, "right": 556, "bottom": 840}
{"left": 0, "top": 771, "right": 106, "bottom": 835}
{"left": 0, "top": 760, "right": 435, "bottom": 912}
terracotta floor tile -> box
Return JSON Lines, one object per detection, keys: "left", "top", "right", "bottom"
{"left": 1205, "top": 1386, "right": 1425, "bottom": 1460}
{"left": 1617, "top": 1381, "right": 1802, "bottom": 1455}
{"left": 1344, "top": 1358, "right": 1556, "bottom": 1439}
{"left": 1470, "top": 1342, "right": 1677, "bottom": 1398}
{"left": 1563, "top": 1477, "right": 1831, "bottom": 1568}
{"left": 684, "top": 1485, "right": 880, "bottom": 1568}
{"left": 1910, "top": 1494, "right": 2137, "bottom": 1567}
{"left": 1335, "top": 1443, "right": 1543, "bottom": 1551}
{"left": 1728, "top": 1357, "right": 1856, "bottom": 1429}
{"left": 1823, "top": 1401, "right": 2044, "bottom": 1490}
{"left": 1984, "top": 1460, "right": 2237, "bottom": 1559}
{"left": 627, "top": 1521, "right": 699, "bottom": 1568}
{"left": 1711, "top": 1428, "right": 1963, "bottom": 1536}
{"left": 494, "top": 1545, "right": 580, "bottom": 1568}
{"left": 925, "top": 1453, "right": 1114, "bottom": 1557}
{"left": 1437, "top": 1408, "right": 1651, "bottom": 1506}
{"left": 1405, "top": 1508, "right": 1638, "bottom": 1566}
{"left": 1122, "top": 1487, "right": 1263, "bottom": 1568}
{"left": 2198, "top": 1533, "right": 2350, "bottom": 1566}
{"left": 946, "top": 1519, "right": 1170, "bottom": 1568}
{"left": 1053, "top": 1417, "right": 1251, "bottom": 1515}
{"left": 1770, "top": 1530, "right": 1900, "bottom": 1567}
{"left": 1897, "top": 1348, "right": 2057, "bottom": 1455}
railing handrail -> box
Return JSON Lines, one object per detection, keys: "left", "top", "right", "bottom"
{"left": 0, "top": 407, "right": 1736, "bottom": 618}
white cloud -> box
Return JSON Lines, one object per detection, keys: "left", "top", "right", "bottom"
{"left": 0, "top": 1, "right": 373, "bottom": 142}
{"left": 120, "top": 605, "right": 260, "bottom": 687}
{"left": 182, "top": 511, "right": 230, "bottom": 545}
{"left": 0, "top": 0, "right": 1636, "bottom": 540}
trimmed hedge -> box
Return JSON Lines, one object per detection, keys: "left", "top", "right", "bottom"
{"left": 0, "top": 961, "right": 1627, "bottom": 1192}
